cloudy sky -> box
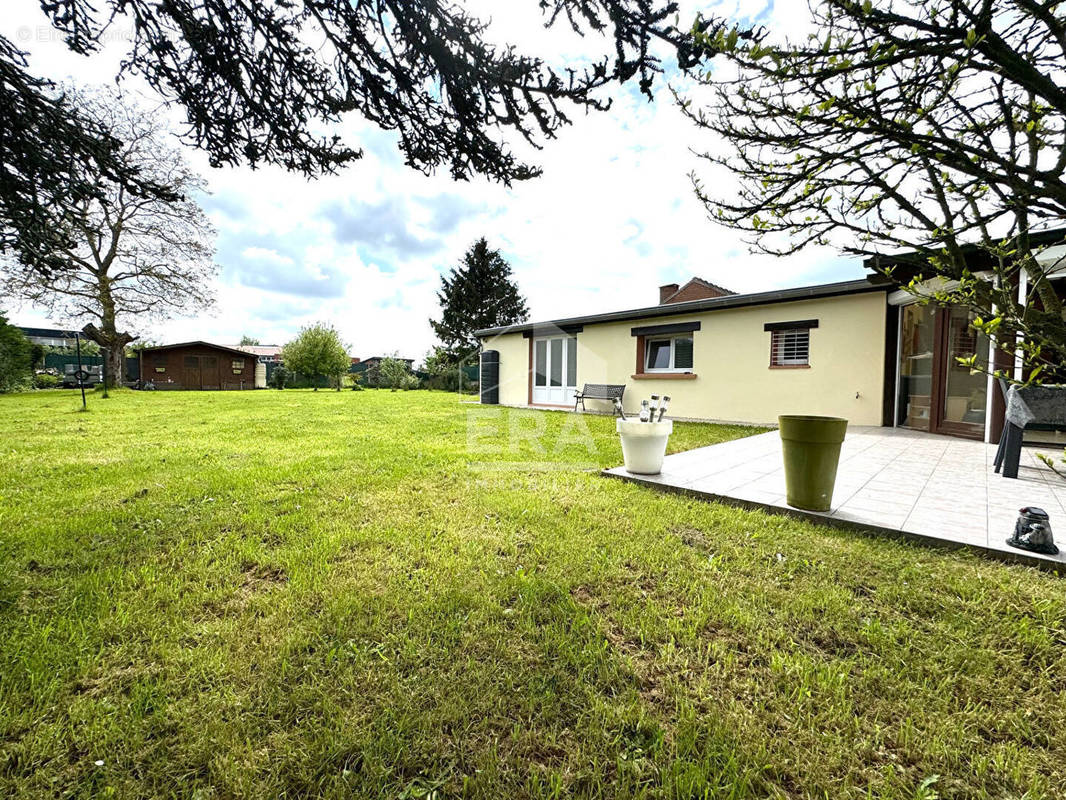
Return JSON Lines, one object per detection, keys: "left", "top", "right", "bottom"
{"left": 6, "top": 0, "right": 860, "bottom": 362}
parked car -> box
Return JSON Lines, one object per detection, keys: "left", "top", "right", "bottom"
{"left": 61, "top": 363, "right": 103, "bottom": 388}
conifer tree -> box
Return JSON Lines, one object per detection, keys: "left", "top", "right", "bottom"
{"left": 430, "top": 238, "right": 529, "bottom": 363}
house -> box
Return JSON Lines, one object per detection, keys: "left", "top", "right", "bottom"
{"left": 17, "top": 326, "right": 80, "bottom": 348}
{"left": 357, "top": 356, "right": 415, "bottom": 369}
{"left": 657, "top": 277, "right": 734, "bottom": 304}
{"left": 476, "top": 261, "right": 1066, "bottom": 444}
{"left": 140, "top": 342, "right": 261, "bottom": 390}
{"left": 231, "top": 344, "right": 283, "bottom": 363}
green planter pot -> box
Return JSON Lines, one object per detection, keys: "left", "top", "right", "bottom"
{"left": 779, "top": 415, "right": 848, "bottom": 512}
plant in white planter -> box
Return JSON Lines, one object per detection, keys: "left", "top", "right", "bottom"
{"left": 617, "top": 395, "right": 673, "bottom": 474}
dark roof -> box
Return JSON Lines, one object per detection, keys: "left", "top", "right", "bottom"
{"left": 17, "top": 326, "right": 80, "bottom": 339}
{"left": 861, "top": 227, "right": 1066, "bottom": 273}
{"left": 475, "top": 278, "right": 889, "bottom": 338}
{"left": 140, "top": 341, "right": 254, "bottom": 358}
{"left": 361, "top": 355, "right": 414, "bottom": 362}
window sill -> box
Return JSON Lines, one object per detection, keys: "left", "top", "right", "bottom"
{"left": 631, "top": 373, "right": 697, "bottom": 380}
{"left": 769, "top": 364, "right": 811, "bottom": 369}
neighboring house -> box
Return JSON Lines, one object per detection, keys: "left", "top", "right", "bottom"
{"left": 657, "top": 277, "right": 734, "bottom": 304}
{"left": 231, "top": 344, "right": 283, "bottom": 363}
{"left": 476, "top": 261, "right": 1066, "bottom": 445}
{"left": 17, "top": 326, "right": 80, "bottom": 348}
{"left": 358, "top": 356, "right": 415, "bottom": 369}
{"left": 140, "top": 342, "right": 261, "bottom": 390}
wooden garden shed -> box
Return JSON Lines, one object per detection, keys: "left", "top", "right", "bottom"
{"left": 139, "top": 342, "right": 257, "bottom": 390}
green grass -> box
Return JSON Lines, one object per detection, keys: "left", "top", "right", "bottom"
{"left": 1, "top": 389, "right": 1065, "bottom": 799}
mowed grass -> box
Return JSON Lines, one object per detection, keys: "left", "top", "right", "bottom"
{"left": 1, "top": 390, "right": 1065, "bottom": 800}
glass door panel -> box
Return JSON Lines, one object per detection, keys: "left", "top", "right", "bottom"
{"left": 532, "top": 336, "right": 578, "bottom": 405}
{"left": 938, "top": 307, "right": 988, "bottom": 437}
{"left": 897, "top": 304, "right": 935, "bottom": 430}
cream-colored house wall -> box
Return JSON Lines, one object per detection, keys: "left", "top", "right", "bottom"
{"left": 489, "top": 332, "right": 532, "bottom": 407}
{"left": 482, "top": 291, "right": 888, "bottom": 426}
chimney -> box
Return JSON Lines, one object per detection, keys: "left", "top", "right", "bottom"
{"left": 659, "top": 283, "right": 679, "bottom": 304}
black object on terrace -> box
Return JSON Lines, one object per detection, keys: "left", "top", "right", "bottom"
{"left": 574, "top": 383, "right": 626, "bottom": 414}
{"left": 1007, "top": 507, "right": 1058, "bottom": 555}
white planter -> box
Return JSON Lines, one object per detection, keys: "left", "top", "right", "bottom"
{"left": 617, "top": 418, "right": 674, "bottom": 475}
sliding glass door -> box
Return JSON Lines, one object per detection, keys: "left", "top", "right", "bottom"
{"left": 896, "top": 304, "right": 988, "bottom": 439}
{"left": 532, "top": 336, "right": 578, "bottom": 405}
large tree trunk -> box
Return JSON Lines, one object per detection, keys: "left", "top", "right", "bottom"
{"left": 81, "top": 322, "right": 135, "bottom": 387}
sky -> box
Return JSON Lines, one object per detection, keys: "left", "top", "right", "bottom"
{"left": 4, "top": 0, "right": 862, "bottom": 363}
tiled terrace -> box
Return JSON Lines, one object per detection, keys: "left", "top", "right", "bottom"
{"left": 605, "top": 426, "right": 1066, "bottom": 569}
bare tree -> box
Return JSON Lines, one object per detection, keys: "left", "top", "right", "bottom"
{"left": 1, "top": 87, "right": 217, "bottom": 385}
{"left": 681, "top": 0, "right": 1066, "bottom": 379}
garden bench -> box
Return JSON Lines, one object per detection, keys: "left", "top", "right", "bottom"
{"left": 574, "top": 383, "right": 626, "bottom": 414}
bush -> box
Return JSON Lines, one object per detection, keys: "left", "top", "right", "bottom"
{"left": 424, "top": 367, "right": 478, "bottom": 394}
{"left": 33, "top": 373, "right": 60, "bottom": 389}
{"left": 378, "top": 356, "right": 414, "bottom": 391}
{"left": 282, "top": 324, "right": 349, "bottom": 392}
{"left": 0, "top": 314, "right": 34, "bottom": 393}
{"left": 400, "top": 373, "right": 420, "bottom": 391}
{"left": 270, "top": 366, "right": 289, "bottom": 389}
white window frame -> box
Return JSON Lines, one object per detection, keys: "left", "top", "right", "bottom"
{"left": 770, "top": 328, "right": 811, "bottom": 367}
{"left": 644, "top": 335, "right": 694, "bottom": 373}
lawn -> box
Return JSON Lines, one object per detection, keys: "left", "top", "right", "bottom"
{"left": 1, "top": 389, "right": 1064, "bottom": 799}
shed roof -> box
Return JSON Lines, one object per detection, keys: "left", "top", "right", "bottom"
{"left": 140, "top": 341, "right": 254, "bottom": 358}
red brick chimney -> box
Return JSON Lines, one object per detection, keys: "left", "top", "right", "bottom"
{"left": 659, "top": 283, "right": 680, "bottom": 304}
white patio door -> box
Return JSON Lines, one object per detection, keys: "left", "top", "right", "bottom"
{"left": 532, "top": 335, "right": 577, "bottom": 405}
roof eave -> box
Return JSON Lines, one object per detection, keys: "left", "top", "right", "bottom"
{"left": 475, "top": 278, "right": 888, "bottom": 338}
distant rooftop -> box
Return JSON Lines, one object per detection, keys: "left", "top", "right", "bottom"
{"left": 230, "top": 344, "right": 283, "bottom": 357}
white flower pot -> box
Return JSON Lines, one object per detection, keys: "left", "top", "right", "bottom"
{"left": 617, "top": 418, "right": 674, "bottom": 475}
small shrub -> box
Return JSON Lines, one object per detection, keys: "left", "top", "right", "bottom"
{"left": 270, "top": 366, "right": 289, "bottom": 389}
{"left": 378, "top": 357, "right": 413, "bottom": 391}
{"left": 33, "top": 373, "right": 60, "bottom": 389}
{"left": 401, "top": 373, "right": 420, "bottom": 391}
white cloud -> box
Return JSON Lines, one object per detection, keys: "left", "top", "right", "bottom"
{"left": 5, "top": 0, "right": 864, "bottom": 364}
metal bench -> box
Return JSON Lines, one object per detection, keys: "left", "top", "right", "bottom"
{"left": 574, "top": 383, "right": 626, "bottom": 414}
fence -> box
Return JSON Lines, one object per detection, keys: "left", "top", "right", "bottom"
{"left": 264, "top": 360, "right": 480, "bottom": 390}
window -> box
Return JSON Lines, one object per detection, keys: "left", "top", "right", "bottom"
{"left": 770, "top": 329, "right": 810, "bottom": 366}
{"left": 644, "top": 336, "right": 694, "bottom": 372}
{"left": 231, "top": 359, "right": 243, "bottom": 370}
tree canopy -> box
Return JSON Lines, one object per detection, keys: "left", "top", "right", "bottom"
{"left": 282, "top": 324, "right": 350, "bottom": 390}
{"left": 1, "top": 2, "right": 743, "bottom": 277}
{"left": 431, "top": 238, "right": 529, "bottom": 363}
{"left": 683, "top": 0, "right": 1066, "bottom": 377}
{"left": 0, "top": 312, "right": 33, "bottom": 393}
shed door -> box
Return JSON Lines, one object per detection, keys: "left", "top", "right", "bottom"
{"left": 183, "top": 355, "right": 202, "bottom": 390}
{"left": 202, "top": 356, "right": 219, "bottom": 390}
